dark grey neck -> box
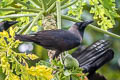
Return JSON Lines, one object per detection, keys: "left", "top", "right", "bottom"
{"left": 79, "top": 29, "right": 85, "bottom": 38}
{"left": 0, "top": 24, "right": 4, "bottom": 31}
{"left": 68, "top": 25, "right": 84, "bottom": 41}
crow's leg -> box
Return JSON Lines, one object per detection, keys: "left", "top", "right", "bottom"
{"left": 48, "top": 50, "right": 56, "bottom": 62}
{"left": 53, "top": 50, "right": 62, "bottom": 59}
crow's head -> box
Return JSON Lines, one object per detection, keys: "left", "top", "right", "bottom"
{"left": 3, "top": 21, "right": 18, "bottom": 30}
{"left": 75, "top": 20, "right": 93, "bottom": 30}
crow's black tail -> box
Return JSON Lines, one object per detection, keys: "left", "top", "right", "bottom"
{"left": 71, "top": 40, "right": 114, "bottom": 75}
{"left": 82, "top": 49, "right": 114, "bottom": 74}
{"left": 15, "top": 34, "right": 34, "bottom": 42}
{"left": 88, "top": 73, "right": 107, "bottom": 80}
{"left": 72, "top": 40, "right": 111, "bottom": 59}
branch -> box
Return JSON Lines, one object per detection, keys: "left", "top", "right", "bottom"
{"left": 0, "top": 8, "right": 40, "bottom": 13}
{"left": 17, "top": 21, "right": 32, "bottom": 34}
{"left": 60, "top": 15, "right": 120, "bottom": 39}
{"left": 47, "top": 0, "right": 56, "bottom": 8}
{"left": 24, "top": 12, "right": 43, "bottom": 34}
{"left": 0, "top": 14, "right": 37, "bottom": 19}
{"left": 15, "top": 0, "right": 34, "bottom": 9}
{"left": 61, "top": 0, "right": 78, "bottom": 10}
{"left": 61, "top": 0, "right": 68, "bottom": 6}
{"left": 56, "top": 1, "right": 61, "bottom": 29}
{"left": 29, "top": 0, "right": 42, "bottom": 8}
{"left": 40, "top": 0, "right": 47, "bottom": 11}
{"left": 56, "top": 0, "right": 64, "bottom": 64}
{"left": 46, "top": 2, "right": 56, "bottom": 14}
{"left": 52, "top": 0, "right": 78, "bottom": 12}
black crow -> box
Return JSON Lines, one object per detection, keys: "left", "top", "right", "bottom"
{"left": 0, "top": 21, "right": 18, "bottom": 31}
{"left": 15, "top": 21, "right": 93, "bottom": 59}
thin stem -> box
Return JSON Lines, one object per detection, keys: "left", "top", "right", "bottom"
{"left": 61, "top": 0, "right": 68, "bottom": 6}
{"left": 61, "top": 0, "right": 78, "bottom": 10}
{"left": 15, "top": 0, "right": 34, "bottom": 9}
{"left": 0, "top": 8, "right": 40, "bottom": 13}
{"left": 60, "top": 15, "right": 120, "bottom": 39}
{"left": 0, "top": 14, "right": 37, "bottom": 19}
{"left": 17, "top": 21, "right": 32, "bottom": 34}
{"left": 24, "top": 12, "right": 43, "bottom": 34}
{"left": 46, "top": 2, "right": 56, "bottom": 14}
{"left": 60, "top": 54, "right": 63, "bottom": 64}
{"left": 29, "top": 0, "right": 42, "bottom": 8}
{"left": 60, "top": 15, "right": 79, "bottom": 22}
{"left": 89, "top": 24, "right": 120, "bottom": 39}
{"left": 56, "top": 1, "right": 61, "bottom": 29}
{"left": 41, "top": 0, "right": 47, "bottom": 11}
{"left": 47, "top": 0, "right": 56, "bottom": 8}
{"left": 56, "top": 1, "right": 63, "bottom": 65}
{"left": 52, "top": 0, "right": 78, "bottom": 13}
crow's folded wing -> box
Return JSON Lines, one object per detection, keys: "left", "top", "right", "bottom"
{"left": 16, "top": 30, "right": 80, "bottom": 50}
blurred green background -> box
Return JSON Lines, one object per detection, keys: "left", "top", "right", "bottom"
{"left": 19, "top": 14, "right": 120, "bottom": 80}
{"left": 17, "top": 1, "right": 120, "bottom": 80}
{"left": 1, "top": 0, "right": 120, "bottom": 80}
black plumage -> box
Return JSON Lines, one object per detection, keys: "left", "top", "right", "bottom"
{"left": 15, "top": 21, "right": 93, "bottom": 58}
{"left": 71, "top": 40, "right": 114, "bottom": 80}
{"left": 0, "top": 21, "right": 18, "bottom": 31}
{"left": 88, "top": 73, "right": 107, "bottom": 80}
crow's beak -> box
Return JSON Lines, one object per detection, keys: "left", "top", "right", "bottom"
{"left": 82, "top": 20, "right": 94, "bottom": 27}
{"left": 8, "top": 21, "right": 18, "bottom": 26}
{"left": 84, "top": 20, "right": 94, "bottom": 25}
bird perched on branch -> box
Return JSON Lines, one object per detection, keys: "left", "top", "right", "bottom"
{"left": 15, "top": 20, "right": 93, "bottom": 59}
{"left": 0, "top": 21, "right": 18, "bottom": 31}
{"left": 71, "top": 40, "right": 114, "bottom": 80}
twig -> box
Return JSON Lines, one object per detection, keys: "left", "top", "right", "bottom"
{"left": 41, "top": 0, "right": 47, "bottom": 11}
{"left": 46, "top": 2, "right": 56, "bottom": 14}
{"left": 61, "top": 0, "right": 68, "bottom": 6}
{"left": 17, "top": 21, "right": 32, "bottom": 34}
{"left": 47, "top": 0, "right": 56, "bottom": 8}
{"left": 61, "top": 0, "right": 78, "bottom": 10}
{"left": 0, "top": 8, "right": 40, "bottom": 13}
{"left": 60, "top": 15, "right": 120, "bottom": 39}
{"left": 52, "top": 0, "right": 78, "bottom": 12}
{"left": 0, "top": 14, "right": 37, "bottom": 19}
{"left": 15, "top": 0, "right": 34, "bottom": 9}
{"left": 56, "top": 1, "right": 61, "bottom": 29}
{"left": 24, "top": 12, "right": 43, "bottom": 34}
{"left": 29, "top": 0, "right": 42, "bottom": 8}
{"left": 56, "top": 1, "right": 64, "bottom": 65}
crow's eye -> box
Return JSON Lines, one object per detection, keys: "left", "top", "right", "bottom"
{"left": 4, "top": 21, "right": 8, "bottom": 24}
{"left": 75, "top": 22, "right": 82, "bottom": 27}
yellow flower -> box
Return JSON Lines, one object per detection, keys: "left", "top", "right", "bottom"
{"left": 27, "top": 65, "right": 53, "bottom": 80}
{"left": 27, "top": 54, "right": 39, "bottom": 60}
{"left": 12, "top": 74, "right": 20, "bottom": 80}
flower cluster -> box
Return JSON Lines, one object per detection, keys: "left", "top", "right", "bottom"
{"left": 27, "top": 65, "right": 53, "bottom": 80}
{"left": 0, "top": 28, "right": 53, "bottom": 80}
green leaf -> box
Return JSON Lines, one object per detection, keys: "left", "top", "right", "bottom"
{"left": 64, "top": 70, "right": 71, "bottom": 76}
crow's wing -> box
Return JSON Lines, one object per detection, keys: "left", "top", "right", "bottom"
{"left": 33, "top": 30, "right": 81, "bottom": 50}
{"left": 15, "top": 30, "right": 80, "bottom": 50}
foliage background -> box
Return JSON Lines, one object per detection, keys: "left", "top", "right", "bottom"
{"left": 0, "top": 0, "right": 120, "bottom": 80}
